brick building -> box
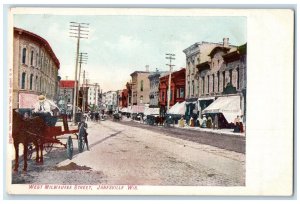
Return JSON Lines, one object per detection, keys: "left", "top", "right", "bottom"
{"left": 159, "top": 68, "right": 186, "bottom": 115}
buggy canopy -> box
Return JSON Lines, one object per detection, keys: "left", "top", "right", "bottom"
{"left": 202, "top": 95, "right": 241, "bottom": 123}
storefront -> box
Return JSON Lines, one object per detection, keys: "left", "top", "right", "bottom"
{"left": 202, "top": 95, "right": 242, "bottom": 125}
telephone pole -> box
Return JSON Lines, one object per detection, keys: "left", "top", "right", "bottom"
{"left": 82, "top": 70, "right": 86, "bottom": 113}
{"left": 77, "top": 52, "right": 88, "bottom": 110}
{"left": 166, "top": 53, "right": 175, "bottom": 113}
{"left": 69, "top": 22, "right": 89, "bottom": 123}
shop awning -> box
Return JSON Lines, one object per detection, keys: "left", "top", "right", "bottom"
{"left": 169, "top": 101, "right": 186, "bottom": 115}
{"left": 202, "top": 95, "right": 241, "bottom": 123}
{"left": 132, "top": 105, "right": 145, "bottom": 113}
{"left": 144, "top": 107, "right": 160, "bottom": 115}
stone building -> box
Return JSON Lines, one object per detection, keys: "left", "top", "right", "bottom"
{"left": 102, "top": 91, "right": 118, "bottom": 113}
{"left": 199, "top": 43, "right": 247, "bottom": 125}
{"left": 148, "top": 69, "right": 167, "bottom": 107}
{"left": 86, "top": 83, "right": 100, "bottom": 108}
{"left": 130, "top": 68, "right": 151, "bottom": 106}
{"left": 183, "top": 38, "right": 237, "bottom": 100}
{"left": 13, "top": 27, "right": 60, "bottom": 108}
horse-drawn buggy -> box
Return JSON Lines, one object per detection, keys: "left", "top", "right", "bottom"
{"left": 12, "top": 108, "right": 88, "bottom": 172}
{"left": 112, "top": 112, "right": 121, "bottom": 121}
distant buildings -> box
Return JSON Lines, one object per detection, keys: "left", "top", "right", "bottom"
{"left": 86, "top": 83, "right": 100, "bottom": 109}
{"left": 13, "top": 27, "right": 60, "bottom": 108}
{"left": 130, "top": 66, "right": 152, "bottom": 106}
{"left": 148, "top": 69, "right": 167, "bottom": 107}
{"left": 58, "top": 80, "right": 76, "bottom": 111}
{"left": 102, "top": 91, "right": 118, "bottom": 113}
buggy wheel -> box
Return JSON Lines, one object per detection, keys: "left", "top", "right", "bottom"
{"left": 27, "top": 143, "right": 34, "bottom": 160}
{"left": 44, "top": 143, "right": 53, "bottom": 153}
{"left": 78, "top": 127, "right": 85, "bottom": 153}
{"left": 66, "top": 136, "right": 73, "bottom": 160}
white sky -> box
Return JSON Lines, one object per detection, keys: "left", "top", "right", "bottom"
{"left": 14, "top": 14, "right": 246, "bottom": 92}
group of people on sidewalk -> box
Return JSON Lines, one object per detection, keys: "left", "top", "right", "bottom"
{"left": 178, "top": 113, "right": 244, "bottom": 133}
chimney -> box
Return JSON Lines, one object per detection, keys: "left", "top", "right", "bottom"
{"left": 145, "top": 65, "right": 149, "bottom": 72}
{"left": 223, "top": 37, "right": 229, "bottom": 47}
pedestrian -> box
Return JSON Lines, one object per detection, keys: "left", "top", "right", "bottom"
{"left": 179, "top": 116, "right": 185, "bottom": 127}
{"left": 201, "top": 115, "right": 207, "bottom": 128}
{"left": 207, "top": 116, "right": 212, "bottom": 128}
{"left": 233, "top": 115, "right": 241, "bottom": 132}
{"left": 197, "top": 116, "right": 203, "bottom": 128}
{"left": 78, "top": 118, "right": 89, "bottom": 151}
{"left": 213, "top": 114, "right": 219, "bottom": 129}
{"left": 189, "top": 117, "right": 195, "bottom": 127}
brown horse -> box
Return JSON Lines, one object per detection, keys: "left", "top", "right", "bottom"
{"left": 12, "top": 109, "right": 47, "bottom": 172}
{"left": 155, "top": 116, "right": 165, "bottom": 126}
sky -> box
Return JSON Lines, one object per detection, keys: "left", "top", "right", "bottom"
{"left": 14, "top": 14, "right": 246, "bottom": 92}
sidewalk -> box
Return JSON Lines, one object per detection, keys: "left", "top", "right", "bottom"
{"left": 128, "top": 118, "right": 245, "bottom": 137}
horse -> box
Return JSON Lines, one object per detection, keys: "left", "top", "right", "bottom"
{"left": 155, "top": 116, "right": 165, "bottom": 126}
{"left": 12, "top": 109, "right": 47, "bottom": 172}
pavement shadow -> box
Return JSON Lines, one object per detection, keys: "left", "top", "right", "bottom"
{"left": 89, "top": 130, "right": 122, "bottom": 149}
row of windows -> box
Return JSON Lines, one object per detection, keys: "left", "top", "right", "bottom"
{"left": 21, "top": 47, "right": 57, "bottom": 79}
{"left": 161, "top": 87, "right": 185, "bottom": 102}
{"left": 20, "top": 72, "right": 55, "bottom": 95}
{"left": 188, "top": 68, "right": 240, "bottom": 97}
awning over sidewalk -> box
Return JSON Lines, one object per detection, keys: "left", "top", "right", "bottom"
{"left": 132, "top": 105, "right": 145, "bottom": 113}
{"left": 169, "top": 101, "right": 186, "bottom": 115}
{"left": 202, "top": 95, "right": 241, "bottom": 123}
{"left": 144, "top": 107, "right": 160, "bottom": 115}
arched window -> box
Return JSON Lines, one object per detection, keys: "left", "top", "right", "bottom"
{"left": 140, "top": 80, "right": 144, "bottom": 91}
{"left": 35, "top": 76, "right": 38, "bottom": 91}
{"left": 30, "top": 50, "right": 34, "bottom": 65}
{"left": 21, "top": 72, "right": 26, "bottom": 89}
{"left": 29, "top": 74, "right": 33, "bottom": 90}
{"left": 40, "top": 77, "right": 42, "bottom": 91}
{"left": 22, "top": 48, "right": 26, "bottom": 64}
{"left": 36, "top": 53, "right": 39, "bottom": 66}
{"left": 236, "top": 66, "right": 240, "bottom": 89}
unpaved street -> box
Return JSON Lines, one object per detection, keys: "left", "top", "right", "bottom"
{"left": 12, "top": 120, "right": 245, "bottom": 186}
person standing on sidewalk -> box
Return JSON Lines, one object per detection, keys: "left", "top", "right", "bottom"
{"left": 213, "top": 114, "right": 219, "bottom": 129}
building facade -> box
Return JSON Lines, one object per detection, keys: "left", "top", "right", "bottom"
{"left": 148, "top": 69, "right": 167, "bottom": 107}
{"left": 13, "top": 27, "right": 60, "bottom": 108}
{"left": 159, "top": 68, "right": 186, "bottom": 114}
{"left": 119, "top": 89, "right": 128, "bottom": 108}
{"left": 197, "top": 43, "right": 247, "bottom": 124}
{"left": 102, "top": 91, "right": 118, "bottom": 113}
{"left": 58, "top": 80, "right": 75, "bottom": 112}
{"left": 130, "top": 71, "right": 151, "bottom": 106}
{"left": 183, "top": 38, "right": 237, "bottom": 100}
{"left": 86, "top": 83, "right": 100, "bottom": 110}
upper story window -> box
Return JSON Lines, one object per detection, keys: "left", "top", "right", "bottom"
{"left": 30, "top": 50, "right": 34, "bottom": 66}
{"left": 36, "top": 53, "right": 39, "bottom": 67}
{"left": 141, "top": 80, "right": 144, "bottom": 91}
{"left": 29, "top": 74, "right": 33, "bottom": 90}
{"left": 22, "top": 48, "right": 26, "bottom": 64}
{"left": 21, "top": 72, "right": 26, "bottom": 89}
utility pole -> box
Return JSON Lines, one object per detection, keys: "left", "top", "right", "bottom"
{"left": 77, "top": 52, "right": 88, "bottom": 111}
{"left": 82, "top": 70, "right": 86, "bottom": 113}
{"left": 166, "top": 53, "right": 175, "bottom": 113}
{"left": 69, "top": 22, "right": 89, "bottom": 123}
